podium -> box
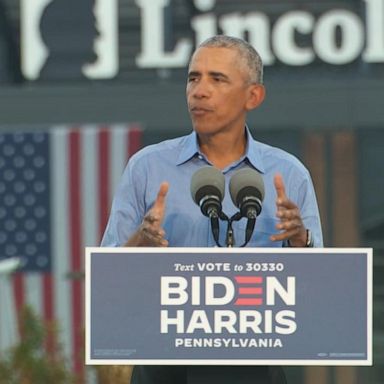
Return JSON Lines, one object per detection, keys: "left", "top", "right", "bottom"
{"left": 85, "top": 247, "right": 372, "bottom": 373}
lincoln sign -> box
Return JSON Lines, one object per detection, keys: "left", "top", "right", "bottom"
{"left": 136, "top": 0, "right": 384, "bottom": 68}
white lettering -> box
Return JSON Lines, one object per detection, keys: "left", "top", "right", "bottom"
{"left": 275, "top": 310, "right": 297, "bottom": 335}
{"left": 161, "top": 309, "right": 297, "bottom": 335}
{"left": 220, "top": 12, "right": 275, "bottom": 65}
{"left": 161, "top": 276, "right": 188, "bottom": 305}
{"left": 161, "top": 310, "right": 184, "bottom": 333}
{"left": 206, "top": 276, "right": 234, "bottom": 305}
{"left": 197, "top": 262, "right": 231, "bottom": 271}
{"left": 213, "top": 310, "right": 237, "bottom": 333}
{"left": 134, "top": 1, "right": 384, "bottom": 68}
{"left": 191, "top": 14, "right": 216, "bottom": 46}
{"left": 174, "top": 337, "right": 284, "bottom": 348}
{"left": 266, "top": 277, "right": 296, "bottom": 305}
{"left": 273, "top": 11, "right": 315, "bottom": 65}
{"left": 194, "top": 0, "right": 216, "bottom": 12}
{"left": 314, "top": 10, "right": 364, "bottom": 64}
{"left": 191, "top": 276, "right": 200, "bottom": 306}
{"left": 238, "top": 310, "right": 263, "bottom": 333}
{"left": 363, "top": 0, "right": 384, "bottom": 62}
{"left": 135, "top": 0, "right": 192, "bottom": 67}
{"left": 186, "top": 310, "right": 212, "bottom": 333}
{"left": 264, "top": 309, "right": 273, "bottom": 333}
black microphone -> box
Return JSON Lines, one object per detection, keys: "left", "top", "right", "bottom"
{"left": 191, "top": 166, "right": 225, "bottom": 246}
{"left": 229, "top": 168, "right": 265, "bottom": 218}
{"left": 229, "top": 168, "right": 265, "bottom": 245}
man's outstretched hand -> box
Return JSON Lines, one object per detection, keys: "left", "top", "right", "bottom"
{"left": 126, "top": 182, "right": 169, "bottom": 247}
{"left": 270, "top": 174, "right": 307, "bottom": 247}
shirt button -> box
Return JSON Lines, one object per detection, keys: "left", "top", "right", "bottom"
{"left": 198, "top": 155, "right": 203, "bottom": 160}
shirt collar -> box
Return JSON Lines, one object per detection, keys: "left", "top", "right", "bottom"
{"left": 176, "top": 131, "right": 201, "bottom": 165}
{"left": 175, "top": 127, "right": 266, "bottom": 174}
{"left": 244, "top": 126, "right": 266, "bottom": 174}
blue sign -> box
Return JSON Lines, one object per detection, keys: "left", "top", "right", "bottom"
{"left": 85, "top": 248, "right": 372, "bottom": 365}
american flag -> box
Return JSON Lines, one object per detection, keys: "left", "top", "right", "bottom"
{"left": 0, "top": 124, "right": 142, "bottom": 375}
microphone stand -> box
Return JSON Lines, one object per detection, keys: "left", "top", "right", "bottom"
{"left": 209, "top": 211, "right": 220, "bottom": 247}
{"left": 225, "top": 212, "right": 242, "bottom": 247}
{"left": 209, "top": 211, "right": 235, "bottom": 248}
{"left": 210, "top": 211, "right": 256, "bottom": 248}
{"left": 210, "top": 212, "right": 229, "bottom": 248}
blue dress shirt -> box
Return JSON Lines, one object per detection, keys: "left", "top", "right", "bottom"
{"left": 101, "top": 128, "right": 323, "bottom": 248}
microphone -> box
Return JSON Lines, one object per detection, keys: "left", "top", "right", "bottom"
{"left": 229, "top": 168, "right": 264, "bottom": 218}
{"left": 229, "top": 168, "right": 265, "bottom": 246}
{"left": 191, "top": 166, "right": 225, "bottom": 217}
{"left": 191, "top": 166, "right": 225, "bottom": 245}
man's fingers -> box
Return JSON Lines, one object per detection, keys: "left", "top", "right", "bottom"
{"left": 144, "top": 182, "right": 169, "bottom": 224}
{"left": 274, "top": 173, "right": 287, "bottom": 201}
{"left": 135, "top": 182, "right": 169, "bottom": 247}
{"left": 272, "top": 174, "right": 307, "bottom": 245}
{"left": 144, "top": 213, "right": 160, "bottom": 224}
{"left": 270, "top": 228, "right": 299, "bottom": 242}
{"left": 276, "top": 207, "right": 300, "bottom": 220}
{"left": 141, "top": 225, "right": 168, "bottom": 246}
{"left": 139, "top": 182, "right": 169, "bottom": 246}
{"left": 277, "top": 198, "right": 297, "bottom": 211}
{"left": 142, "top": 225, "right": 165, "bottom": 238}
{"left": 160, "top": 239, "right": 169, "bottom": 247}
{"left": 275, "top": 219, "right": 302, "bottom": 231}
{"left": 153, "top": 182, "right": 169, "bottom": 211}
{"left": 274, "top": 174, "right": 298, "bottom": 210}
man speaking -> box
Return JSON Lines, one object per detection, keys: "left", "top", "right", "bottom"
{"left": 102, "top": 35, "right": 323, "bottom": 384}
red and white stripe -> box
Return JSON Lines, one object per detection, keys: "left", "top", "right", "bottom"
{"left": 8, "top": 124, "right": 142, "bottom": 375}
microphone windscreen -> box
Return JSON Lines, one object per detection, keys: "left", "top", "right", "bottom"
{"left": 229, "top": 168, "right": 265, "bottom": 208}
{"left": 190, "top": 166, "right": 225, "bottom": 205}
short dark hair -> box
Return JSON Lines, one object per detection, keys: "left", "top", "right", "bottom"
{"left": 198, "top": 35, "right": 264, "bottom": 84}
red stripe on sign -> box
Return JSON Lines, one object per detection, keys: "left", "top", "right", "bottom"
{"left": 69, "top": 130, "right": 83, "bottom": 377}
{"left": 98, "top": 128, "right": 110, "bottom": 241}
{"left": 235, "top": 276, "right": 263, "bottom": 284}
{"left": 128, "top": 124, "right": 142, "bottom": 157}
{"left": 239, "top": 287, "right": 263, "bottom": 295}
{"left": 12, "top": 273, "right": 25, "bottom": 334}
{"left": 235, "top": 298, "right": 263, "bottom": 306}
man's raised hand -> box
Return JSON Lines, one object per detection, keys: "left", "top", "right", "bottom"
{"left": 270, "top": 174, "right": 307, "bottom": 246}
{"left": 126, "top": 182, "right": 169, "bottom": 247}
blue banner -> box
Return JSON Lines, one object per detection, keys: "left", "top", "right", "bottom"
{"left": 86, "top": 248, "right": 372, "bottom": 365}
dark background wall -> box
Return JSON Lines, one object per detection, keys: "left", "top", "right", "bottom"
{"left": 0, "top": 0, "right": 383, "bottom": 383}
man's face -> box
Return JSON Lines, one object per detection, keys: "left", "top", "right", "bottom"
{"left": 186, "top": 47, "right": 256, "bottom": 137}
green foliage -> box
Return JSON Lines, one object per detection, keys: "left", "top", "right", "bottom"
{"left": 0, "top": 306, "right": 76, "bottom": 384}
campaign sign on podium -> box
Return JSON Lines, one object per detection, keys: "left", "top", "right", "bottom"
{"left": 85, "top": 248, "right": 372, "bottom": 366}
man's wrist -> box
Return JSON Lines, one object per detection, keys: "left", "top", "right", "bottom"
{"left": 288, "top": 228, "right": 314, "bottom": 247}
{"left": 304, "top": 229, "right": 314, "bottom": 247}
